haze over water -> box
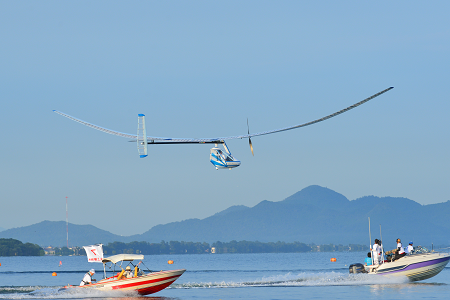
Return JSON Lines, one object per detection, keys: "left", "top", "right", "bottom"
{"left": 1, "top": 252, "right": 450, "bottom": 299}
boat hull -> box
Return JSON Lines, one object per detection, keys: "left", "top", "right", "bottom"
{"left": 369, "top": 253, "right": 450, "bottom": 281}
{"left": 63, "top": 269, "right": 185, "bottom": 296}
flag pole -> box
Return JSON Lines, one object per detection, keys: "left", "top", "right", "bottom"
{"left": 66, "top": 196, "right": 69, "bottom": 248}
{"left": 380, "top": 224, "right": 384, "bottom": 264}
{"left": 369, "top": 217, "right": 373, "bottom": 265}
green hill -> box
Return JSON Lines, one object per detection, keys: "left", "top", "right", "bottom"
{"left": 0, "top": 238, "right": 44, "bottom": 256}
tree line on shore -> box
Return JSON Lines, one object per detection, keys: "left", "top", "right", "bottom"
{"left": 102, "top": 241, "right": 367, "bottom": 255}
{"left": 52, "top": 241, "right": 367, "bottom": 256}
{"left": 0, "top": 238, "right": 44, "bottom": 256}
{"left": 0, "top": 238, "right": 368, "bottom": 256}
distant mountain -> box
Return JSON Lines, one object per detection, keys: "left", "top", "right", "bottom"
{"left": 137, "top": 185, "right": 450, "bottom": 247}
{"left": 2, "top": 186, "right": 449, "bottom": 248}
{"left": 0, "top": 221, "right": 124, "bottom": 247}
{"left": 0, "top": 227, "right": 5, "bottom": 232}
{"left": 212, "top": 205, "right": 250, "bottom": 217}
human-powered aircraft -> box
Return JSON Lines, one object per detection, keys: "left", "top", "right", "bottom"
{"left": 54, "top": 87, "right": 393, "bottom": 169}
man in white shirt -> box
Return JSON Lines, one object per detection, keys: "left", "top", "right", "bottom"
{"left": 80, "top": 269, "right": 95, "bottom": 286}
{"left": 372, "top": 239, "right": 380, "bottom": 265}
{"left": 124, "top": 266, "right": 133, "bottom": 278}
{"left": 377, "top": 240, "right": 384, "bottom": 264}
{"left": 394, "top": 238, "right": 406, "bottom": 261}
{"left": 406, "top": 241, "right": 414, "bottom": 254}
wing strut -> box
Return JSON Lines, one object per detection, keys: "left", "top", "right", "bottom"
{"left": 137, "top": 114, "right": 148, "bottom": 158}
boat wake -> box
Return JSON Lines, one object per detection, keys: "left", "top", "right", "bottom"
{"left": 0, "top": 286, "right": 139, "bottom": 299}
{"left": 172, "top": 271, "right": 409, "bottom": 289}
{"left": 0, "top": 272, "right": 411, "bottom": 298}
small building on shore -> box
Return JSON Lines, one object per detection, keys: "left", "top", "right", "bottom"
{"left": 44, "top": 247, "right": 55, "bottom": 255}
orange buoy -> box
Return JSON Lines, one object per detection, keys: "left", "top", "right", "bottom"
{"left": 52, "top": 272, "right": 57, "bottom": 276}
{"left": 168, "top": 260, "right": 174, "bottom": 264}
{"left": 330, "top": 258, "right": 337, "bottom": 262}
{"left": 0, "top": 263, "right": 2, "bottom": 266}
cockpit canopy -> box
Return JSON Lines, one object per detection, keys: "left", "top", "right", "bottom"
{"left": 213, "top": 148, "right": 235, "bottom": 162}
{"left": 210, "top": 146, "right": 241, "bottom": 169}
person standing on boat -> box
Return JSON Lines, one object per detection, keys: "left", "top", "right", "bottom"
{"left": 372, "top": 239, "right": 380, "bottom": 265}
{"left": 378, "top": 239, "right": 384, "bottom": 264}
{"left": 80, "top": 269, "right": 96, "bottom": 286}
{"left": 394, "top": 238, "right": 406, "bottom": 260}
{"left": 406, "top": 241, "right": 414, "bottom": 254}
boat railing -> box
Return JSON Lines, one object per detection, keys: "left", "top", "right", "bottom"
{"left": 406, "top": 246, "right": 450, "bottom": 257}
{"left": 434, "top": 246, "right": 450, "bottom": 255}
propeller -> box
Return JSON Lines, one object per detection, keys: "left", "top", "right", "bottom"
{"left": 247, "top": 118, "right": 254, "bottom": 156}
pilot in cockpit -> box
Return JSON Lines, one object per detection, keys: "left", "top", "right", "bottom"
{"left": 217, "top": 150, "right": 225, "bottom": 160}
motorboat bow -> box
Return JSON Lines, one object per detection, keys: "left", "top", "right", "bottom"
{"left": 60, "top": 253, "right": 185, "bottom": 295}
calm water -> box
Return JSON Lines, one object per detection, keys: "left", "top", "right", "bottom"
{"left": 1, "top": 252, "right": 450, "bottom": 299}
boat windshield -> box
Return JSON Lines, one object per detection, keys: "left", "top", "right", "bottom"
{"left": 414, "top": 246, "right": 430, "bottom": 254}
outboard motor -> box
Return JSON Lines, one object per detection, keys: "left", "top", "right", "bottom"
{"left": 349, "top": 263, "right": 367, "bottom": 274}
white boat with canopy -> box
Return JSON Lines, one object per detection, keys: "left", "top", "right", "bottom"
{"left": 60, "top": 244, "right": 185, "bottom": 295}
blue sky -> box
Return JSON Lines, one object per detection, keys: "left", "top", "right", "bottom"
{"left": 1, "top": 1, "right": 449, "bottom": 237}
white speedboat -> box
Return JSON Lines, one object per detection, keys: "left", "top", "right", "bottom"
{"left": 350, "top": 247, "right": 450, "bottom": 281}
{"left": 60, "top": 254, "right": 185, "bottom": 295}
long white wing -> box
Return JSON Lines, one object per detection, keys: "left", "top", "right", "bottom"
{"left": 53, "top": 110, "right": 138, "bottom": 139}
{"left": 53, "top": 87, "right": 393, "bottom": 143}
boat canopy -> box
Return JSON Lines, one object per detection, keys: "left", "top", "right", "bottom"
{"left": 102, "top": 254, "right": 144, "bottom": 264}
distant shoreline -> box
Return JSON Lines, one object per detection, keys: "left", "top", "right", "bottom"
{"left": 4, "top": 238, "right": 444, "bottom": 257}
{"left": 38, "top": 241, "right": 369, "bottom": 257}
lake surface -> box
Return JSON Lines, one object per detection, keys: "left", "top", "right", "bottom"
{"left": 1, "top": 252, "right": 450, "bottom": 299}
